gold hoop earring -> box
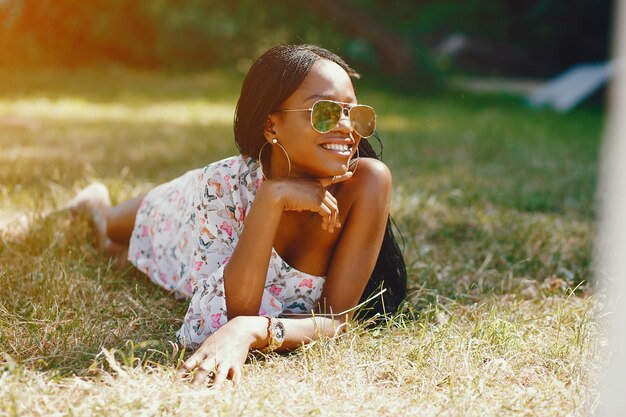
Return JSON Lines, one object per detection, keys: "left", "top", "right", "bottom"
{"left": 258, "top": 138, "right": 292, "bottom": 180}
{"left": 348, "top": 145, "right": 360, "bottom": 175}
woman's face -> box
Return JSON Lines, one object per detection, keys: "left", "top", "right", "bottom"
{"left": 265, "top": 59, "right": 361, "bottom": 179}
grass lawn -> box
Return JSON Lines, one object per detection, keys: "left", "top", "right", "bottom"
{"left": 0, "top": 68, "right": 605, "bottom": 416}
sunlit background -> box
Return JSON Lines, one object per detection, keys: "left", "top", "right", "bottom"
{"left": 0, "top": 1, "right": 620, "bottom": 416}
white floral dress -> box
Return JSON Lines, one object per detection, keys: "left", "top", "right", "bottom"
{"left": 128, "top": 155, "right": 326, "bottom": 348}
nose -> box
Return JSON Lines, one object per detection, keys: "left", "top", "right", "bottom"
{"left": 334, "top": 106, "right": 352, "bottom": 132}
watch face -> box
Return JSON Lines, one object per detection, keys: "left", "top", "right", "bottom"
{"left": 274, "top": 320, "right": 286, "bottom": 342}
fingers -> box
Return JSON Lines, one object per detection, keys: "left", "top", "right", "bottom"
{"left": 177, "top": 353, "right": 205, "bottom": 379}
{"left": 318, "top": 191, "right": 340, "bottom": 233}
{"left": 175, "top": 325, "right": 246, "bottom": 388}
{"left": 230, "top": 366, "right": 242, "bottom": 388}
{"left": 319, "top": 171, "right": 353, "bottom": 187}
{"left": 318, "top": 202, "right": 332, "bottom": 231}
{"left": 179, "top": 354, "right": 217, "bottom": 385}
{"left": 192, "top": 366, "right": 216, "bottom": 386}
{"left": 177, "top": 352, "right": 215, "bottom": 384}
{"left": 317, "top": 173, "right": 351, "bottom": 232}
{"left": 326, "top": 191, "right": 339, "bottom": 232}
{"left": 212, "top": 365, "right": 229, "bottom": 387}
{"left": 279, "top": 176, "right": 347, "bottom": 232}
{"left": 332, "top": 171, "right": 353, "bottom": 184}
{"left": 177, "top": 354, "right": 240, "bottom": 388}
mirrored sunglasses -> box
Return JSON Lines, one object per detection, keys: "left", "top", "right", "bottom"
{"left": 276, "top": 100, "right": 377, "bottom": 138}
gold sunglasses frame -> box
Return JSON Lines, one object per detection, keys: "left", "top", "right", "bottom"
{"left": 274, "top": 99, "right": 377, "bottom": 138}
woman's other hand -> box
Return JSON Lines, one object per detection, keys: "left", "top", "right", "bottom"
{"left": 260, "top": 171, "right": 352, "bottom": 233}
{"left": 176, "top": 316, "right": 263, "bottom": 387}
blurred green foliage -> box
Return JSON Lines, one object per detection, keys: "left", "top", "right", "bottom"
{"left": 0, "top": 0, "right": 612, "bottom": 77}
{"left": 0, "top": 0, "right": 348, "bottom": 68}
{"left": 359, "top": 0, "right": 611, "bottom": 72}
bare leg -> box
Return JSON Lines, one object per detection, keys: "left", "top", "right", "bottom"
{"left": 66, "top": 184, "right": 146, "bottom": 260}
{"left": 106, "top": 194, "right": 146, "bottom": 246}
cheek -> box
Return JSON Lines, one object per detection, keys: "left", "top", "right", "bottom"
{"left": 277, "top": 128, "right": 318, "bottom": 165}
{"left": 278, "top": 117, "right": 312, "bottom": 144}
{"left": 290, "top": 134, "right": 321, "bottom": 161}
{"left": 281, "top": 120, "right": 317, "bottom": 148}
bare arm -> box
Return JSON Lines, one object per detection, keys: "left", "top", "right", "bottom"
{"left": 233, "top": 314, "right": 345, "bottom": 351}
{"left": 178, "top": 160, "right": 392, "bottom": 386}
{"left": 177, "top": 313, "right": 345, "bottom": 386}
{"left": 223, "top": 172, "right": 351, "bottom": 318}
{"left": 222, "top": 186, "right": 283, "bottom": 318}
{"left": 317, "top": 158, "right": 392, "bottom": 320}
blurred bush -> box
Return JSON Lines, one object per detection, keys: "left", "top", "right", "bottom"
{"left": 0, "top": 0, "right": 612, "bottom": 79}
{"left": 0, "top": 0, "right": 344, "bottom": 68}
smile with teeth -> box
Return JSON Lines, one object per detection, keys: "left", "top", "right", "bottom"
{"left": 321, "top": 143, "right": 351, "bottom": 152}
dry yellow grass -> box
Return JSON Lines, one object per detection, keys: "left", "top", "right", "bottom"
{"left": 0, "top": 295, "right": 605, "bottom": 416}
{"left": 0, "top": 68, "right": 604, "bottom": 416}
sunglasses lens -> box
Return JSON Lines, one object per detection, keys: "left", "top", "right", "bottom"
{"left": 311, "top": 101, "right": 342, "bottom": 133}
{"left": 349, "top": 105, "right": 376, "bottom": 137}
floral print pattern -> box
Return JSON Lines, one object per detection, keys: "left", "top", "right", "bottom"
{"left": 128, "top": 155, "right": 325, "bottom": 348}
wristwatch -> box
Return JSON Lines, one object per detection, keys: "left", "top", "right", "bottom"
{"left": 262, "top": 315, "right": 285, "bottom": 352}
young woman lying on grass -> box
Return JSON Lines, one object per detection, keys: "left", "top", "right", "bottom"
{"left": 71, "top": 44, "right": 407, "bottom": 386}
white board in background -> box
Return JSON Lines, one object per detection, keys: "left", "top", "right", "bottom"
{"left": 528, "top": 61, "right": 613, "bottom": 112}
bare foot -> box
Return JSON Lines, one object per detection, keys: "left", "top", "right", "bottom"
{"left": 66, "top": 183, "right": 113, "bottom": 251}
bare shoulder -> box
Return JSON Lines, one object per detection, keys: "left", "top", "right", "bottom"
{"left": 350, "top": 157, "right": 392, "bottom": 192}
{"left": 335, "top": 157, "right": 392, "bottom": 209}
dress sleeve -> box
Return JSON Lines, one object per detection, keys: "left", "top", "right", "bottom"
{"left": 175, "top": 165, "right": 246, "bottom": 349}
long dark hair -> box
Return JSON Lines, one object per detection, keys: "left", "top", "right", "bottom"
{"left": 233, "top": 44, "right": 407, "bottom": 317}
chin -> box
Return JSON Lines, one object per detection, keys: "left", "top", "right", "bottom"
{"left": 312, "top": 143, "right": 357, "bottom": 174}
{"left": 312, "top": 161, "right": 350, "bottom": 178}
{"left": 293, "top": 152, "right": 353, "bottom": 178}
